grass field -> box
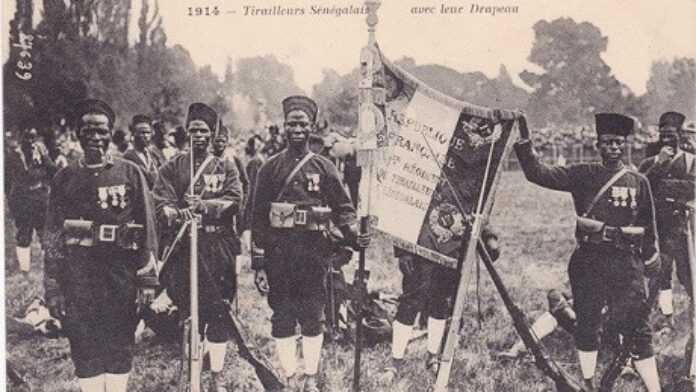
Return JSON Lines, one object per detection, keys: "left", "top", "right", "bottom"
{"left": 4, "top": 170, "right": 693, "bottom": 391}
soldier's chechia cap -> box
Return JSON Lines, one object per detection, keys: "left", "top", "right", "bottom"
{"left": 595, "top": 113, "right": 634, "bottom": 137}
{"left": 658, "top": 111, "right": 685, "bottom": 130}
{"left": 131, "top": 114, "right": 152, "bottom": 127}
{"left": 282, "top": 95, "right": 318, "bottom": 122}
{"left": 186, "top": 102, "right": 218, "bottom": 132}
{"left": 75, "top": 98, "right": 115, "bottom": 127}
{"left": 683, "top": 121, "right": 696, "bottom": 134}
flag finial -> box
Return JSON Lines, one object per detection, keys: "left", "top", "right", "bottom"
{"left": 365, "top": 0, "right": 380, "bottom": 44}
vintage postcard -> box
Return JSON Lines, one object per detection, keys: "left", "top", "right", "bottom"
{"left": 3, "top": 0, "right": 696, "bottom": 391}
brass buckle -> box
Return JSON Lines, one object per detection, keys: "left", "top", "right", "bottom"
{"left": 294, "top": 210, "right": 307, "bottom": 225}
{"left": 99, "top": 225, "right": 118, "bottom": 242}
{"left": 601, "top": 226, "right": 617, "bottom": 242}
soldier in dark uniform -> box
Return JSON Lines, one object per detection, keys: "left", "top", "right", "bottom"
{"left": 122, "top": 114, "right": 164, "bottom": 189}
{"left": 639, "top": 112, "right": 695, "bottom": 324}
{"left": 383, "top": 226, "right": 500, "bottom": 381}
{"left": 43, "top": 99, "right": 158, "bottom": 392}
{"left": 151, "top": 103, "right": 243, "bottom": 392}
{"left": 639, "top": 112, "right": 696, "bottom": 382}
{"left": 5, "top": 127, "right": 57, "bottom": 276}
{"left": 251, "top": 96, "right": 368, "bottom": 392}
{"left": 515, "top": 112, "right": 662, "bottom": 391}
{"left": 210, "top": 124, "right": 249, "bottom": 302}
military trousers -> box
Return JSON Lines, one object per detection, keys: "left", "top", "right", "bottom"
{"left": 395, "top": 252, "right": 460, "bottom": 325}
{"left": 657, "top": 233, "right": 693, "bottom": 298}
{"left": 568, "top": 243, "right": 653, "bottom": 359}
{"left": 58, "top": 247, "right": 140, "bottom": 378}
{"left": 265, "top": 231, "right": 331, "bottom": 338}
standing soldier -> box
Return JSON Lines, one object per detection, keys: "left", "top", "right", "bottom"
{"left": 5, "top": 127, "right": 57, "bottom": 276}
{"left": 515, "top": 112, "right": 662, "bottom": 391}
{"left": 639, "top": 112, "right": 695, "bottom": 325}
{"left": 43, "top": 99, "right": 158, "bottom": 392}
{"left": 151, "top": 103, "right": 243, "bottom": 392}
{"left": 123, "top": 114, "right": 164, "bottom": 189}
{"left": 639, "top": 112, "right": 696, "bottom": 382}
{"left": 251, "top": 96, "right": 368, "bottom": 392}
{"left": 211, "top": 123, "right": 249, "bottom": 301}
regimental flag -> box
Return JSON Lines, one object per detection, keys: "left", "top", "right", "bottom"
{"left": 362, "top": 46, "right": 518, "bottom": 269}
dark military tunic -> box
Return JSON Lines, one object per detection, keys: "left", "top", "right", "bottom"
{"left": 516, "top": 140, "right": 659, "bottom": 358}
{"left": 251, "top": 150, "right": 356, "bottom": 338}
{"left": 122, "top": 146, "right": 164, "bottom": 189}
{"left": 639, "top": 151, "right": 696, "bottom": 296}
{"left": 153, "top": 151, "right": 242, "bottom": 342}
{"left": 44, "top": 157, "right": 158, "bottom": 378}
{"left": 5, "top": 144, "right": 57, "bottom": 247}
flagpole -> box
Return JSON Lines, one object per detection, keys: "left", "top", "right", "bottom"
{"left": 353, "top": 1, "right": 381, "bottom": 391}
{"left": 432, "top": 130, "right": 498, "bottom": 392}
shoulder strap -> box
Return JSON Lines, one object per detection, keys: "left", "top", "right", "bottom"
{"left": 582, "top": 167, "right": 629, "bottom": 217}
{"left": 276, "top": 152, "right": 315, "bottom": 201}
{"left": 190, "top": 154, "right": 216, "bottom": 196}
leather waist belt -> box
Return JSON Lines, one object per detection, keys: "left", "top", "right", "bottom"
{"left": 576, "top": 216, "right": 644, "bottom": 250}
{"left": 63, "top": 220, "right": 145, "bottom": 250}
{"left": 269, "top": 202, "right": 331, "bottom": 231}
{"left": 203, "top": 225, "right": 225, "bottom": 233}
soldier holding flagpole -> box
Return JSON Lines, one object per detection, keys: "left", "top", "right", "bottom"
{"left": 251, "top": 95, "right": 370, "bottom": 392}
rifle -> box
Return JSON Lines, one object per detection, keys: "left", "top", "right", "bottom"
{"left": 352, "top": 215, "right": 370, "bottom": 392}
{"left": 180, "top": 145, "right": 203, "bottom": 392}
{"left": 194, "top": 244, "right": 286, "bottom": 390}
{"left": 477, "top": 239, "right": 586, "bottom": 392}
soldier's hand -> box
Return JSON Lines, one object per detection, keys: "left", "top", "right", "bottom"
{"left": 398, "top": 254, "right": 417, "bottom": 275}
{"left": 162, "top": 206, "right": 179, "bottom": 226}
{"left": 657, "top": 146, "right": 675, "bottom": 164}
{"left": 184, "top": 194, "right": 203, "bottom": 212}
{"left": 355, "top": 231, "right": 372, "bottom": 250}
{"left": 254, "top": 270, "right": 270, "bottom": 294}
{"left": 515, "top": 111, "right": 530, "bottom": 140}
{"left": 150, "top": 289, "right": 176, "bottom": 314}
{"left": 644, "top": 256, "right": 662, "bottom": 278}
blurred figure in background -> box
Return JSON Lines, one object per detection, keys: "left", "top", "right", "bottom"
{"left": 123, "top": 115, "right": 164, "bottom": 189}
{"left": 5, "top": 127, "right": 58, "bottom": 277}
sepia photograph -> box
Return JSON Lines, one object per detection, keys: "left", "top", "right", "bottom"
{"left": 2, "top": 0, "right": 696, "bottom": 391}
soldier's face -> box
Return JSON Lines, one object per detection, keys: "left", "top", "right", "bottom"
{"left": 212, "top": 136, "right": 228, "bottom": 155}
{"left": 596, "top": 134, "right": 626, "bottom": 163}
{"left": 659, "top": 128, "right": 679, "bottom": 149}
{"left": 284, "top": 110, "right": 313, "bottom": 149}
{"left": 187, "top": 120, "right": 211, "bottom": 153}
{"left": 78, "top": 113, "right": 111, "bottom": 162}
{"left": 133, "top": 123, "right": 153, "bottom": 148}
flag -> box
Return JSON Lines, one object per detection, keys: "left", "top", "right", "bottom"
{"left": 362, "top": 46, "right": 518, "bottom": 268}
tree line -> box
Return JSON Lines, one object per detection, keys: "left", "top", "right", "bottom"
{"left": 4, "top": 2, "right": 695, "bottom": 143}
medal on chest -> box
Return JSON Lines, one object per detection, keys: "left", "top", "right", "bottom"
{"left": 97, "top": 184, "right": 127, "bottom": 209}
{"left": 609, "top": 186, "right": 637, "bottom": 209}
{"left": 306, "top": 173, "right": 320, "bottom": 192}
{"left": 203, "top": 174, "right": 225, "bottom": 193}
